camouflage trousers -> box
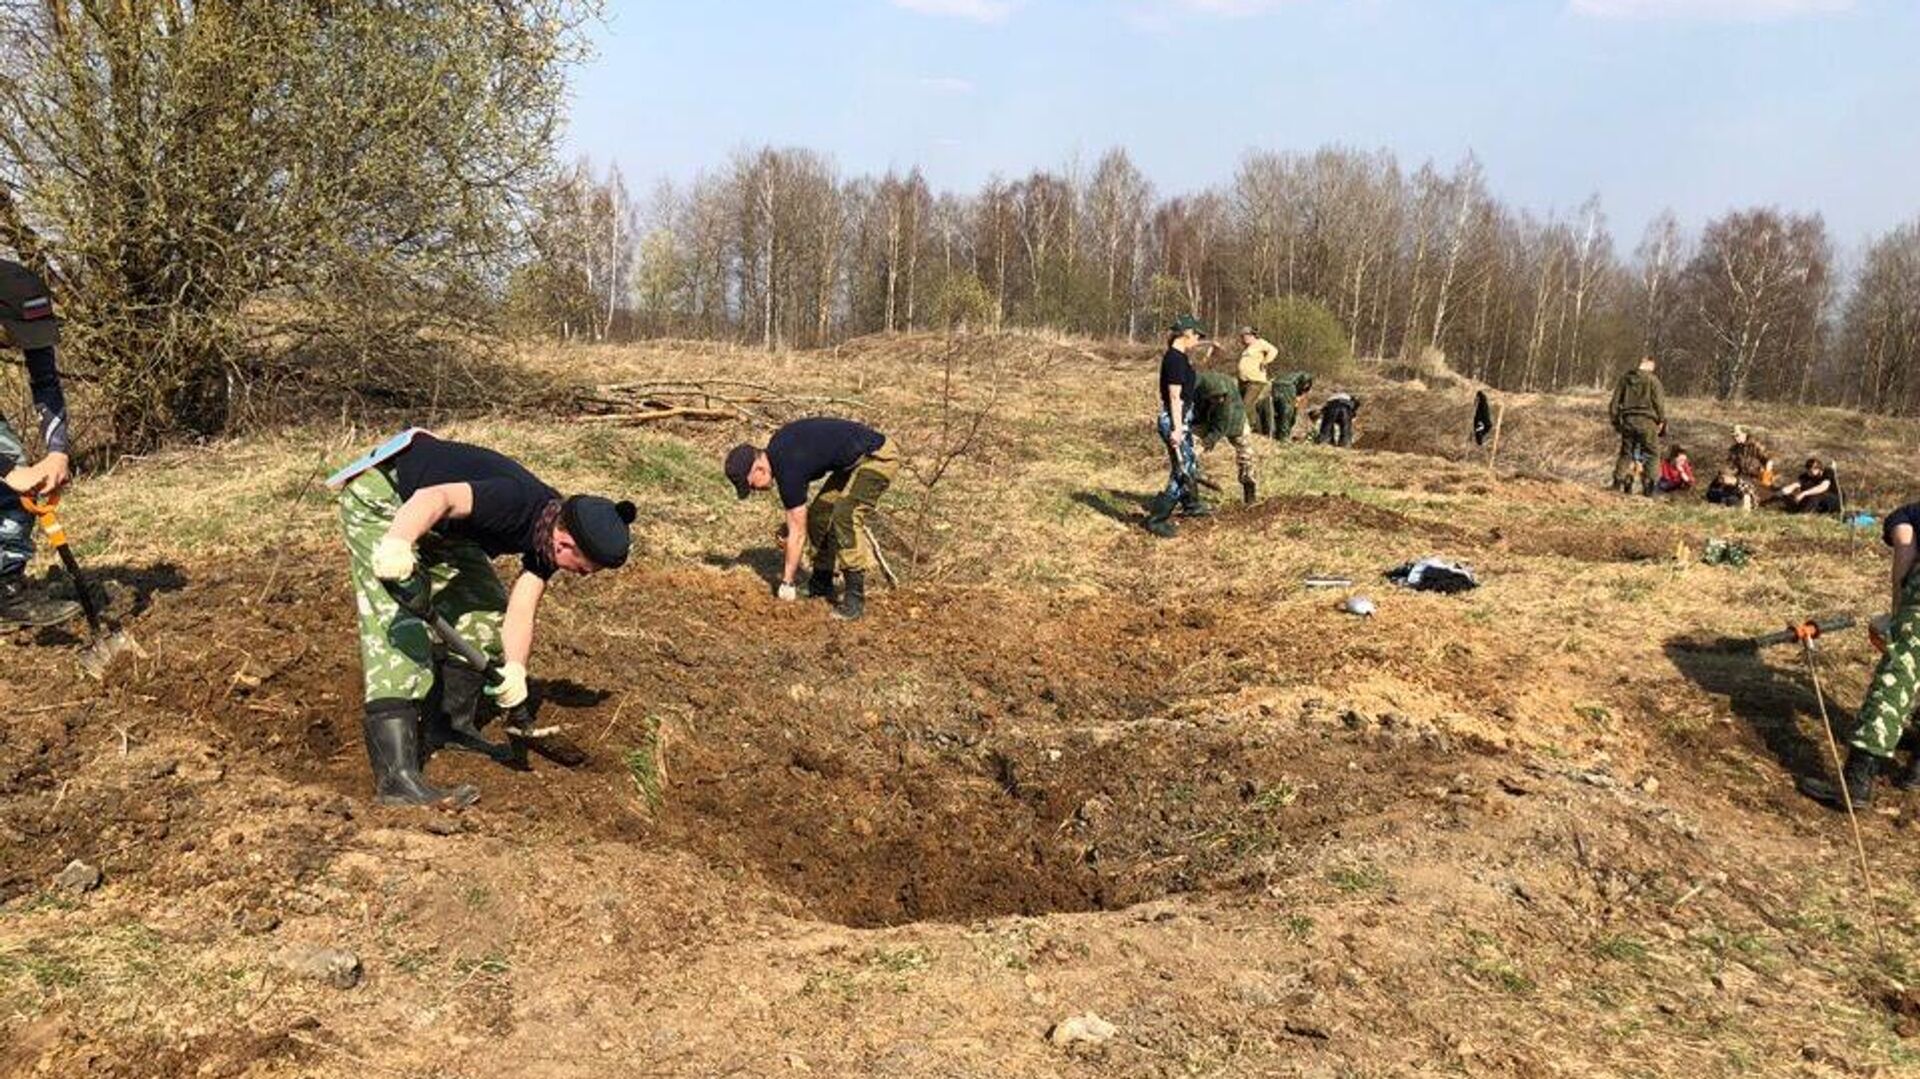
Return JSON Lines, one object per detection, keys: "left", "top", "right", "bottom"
{"left": 1851, "top": 570, "right": 1920, "bottom": 759}
{"left": 808, "top": 440, "right": 898, "bottom": 573}
{"left": 338, "top": 467, "right": 506, "bottom": 704}
{"left": 1207, "top": 422, "right": 1257, "bottom": 486}
{"left": 0, "top": 418, "right": 34, "bottom": 577}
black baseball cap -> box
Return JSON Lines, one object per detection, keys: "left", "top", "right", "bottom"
{"left": 0, "top": 260, "right": 59, "bottom": 350}
{"left": 561, "top": 495, "right": 637, "bottom": 569}
{"left": 724, "top": 443, "right": 758, "bottom": 499}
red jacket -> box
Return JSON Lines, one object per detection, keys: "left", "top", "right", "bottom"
{"left": 1660, "top": 457, "right": 1695, "bottom": 489}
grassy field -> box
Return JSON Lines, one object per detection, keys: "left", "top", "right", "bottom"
{"left": 1, "top": 332, "right": 1917, "bottom": 1078}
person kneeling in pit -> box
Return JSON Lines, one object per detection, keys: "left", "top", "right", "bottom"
{"left": 329, "top": 430, "right": 634, "bottom": 807}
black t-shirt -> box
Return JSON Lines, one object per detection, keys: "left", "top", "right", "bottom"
{"left": 766, "top": 417, "right": 885, "bottom": 511}
{"left": 1159, "top": 347, "right": 1196, "bottom": 417}
{"left": 1884, "top": 503, "right": 1920, "bottom": 546}
{"left": 390, "top": 434, "right": 560, "bottom": 577}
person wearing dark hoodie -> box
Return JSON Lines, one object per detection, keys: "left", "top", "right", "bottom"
{"left": 1608, "top": 355, "right": 1667, "bottom": 495}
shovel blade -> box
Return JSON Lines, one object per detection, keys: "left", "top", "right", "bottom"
{"left": 78, "top": 629, "right": 144, "bottom": 680}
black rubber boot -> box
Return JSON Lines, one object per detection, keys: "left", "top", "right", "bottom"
{"left": 425, "top": 662, "right": 503, "bottom": 759}
{"left": 1241, "top": 478, "right": 1257, "bottom": 505}
{"left": 1177, "top": 493, "right": 1214, "bottom": 518}
{"left": 1798, "top": 747, "right": 1881, "bottom": 810}
{"left": 0, "top": 575, "right": 81, "bottom": 628}
{"left": 807, "top": 541, "right": 837, "bottom": 599}
{"left": 831, "top": 570, "right": 866, "bottom": 621}
{"left": 1897, "top": 751, "right": 1920, "bottom": 791}
{"left": 364, "top": 699, "right": 479, "bottom": 808}
{"left": 1144, "top": 493, "right": 1178, "bottom": 537}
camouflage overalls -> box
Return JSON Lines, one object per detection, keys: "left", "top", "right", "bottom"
{"left": 806, "top": 440, "right": 898, "bottom": 573}
{"left": 1852, "top": 568, "right": 1920, "bottom": 759}
{"left": 337, "top": 466, "right": 506, "bottom": 703}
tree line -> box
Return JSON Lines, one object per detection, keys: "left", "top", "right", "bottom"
{"left": 515, "top": 145, "right": 1920, "bottom": 415}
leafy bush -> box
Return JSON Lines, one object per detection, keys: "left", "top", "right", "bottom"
{"left": 1249, "top": 296, "right": 1352, "bottom": 377}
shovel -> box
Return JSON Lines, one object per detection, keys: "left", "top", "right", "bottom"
{"left": 380, "top": 578, "right": 587, "bottom": 770}
{"left": 20, "top": 493, "right": 143, "bottom": 678}
{"left": 1675, "top": 614, "right": 1858, "bottom": 655}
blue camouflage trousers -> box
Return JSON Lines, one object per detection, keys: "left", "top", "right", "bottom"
{"left": 1157, "top": 407, "right": 1198, "bottom": 507}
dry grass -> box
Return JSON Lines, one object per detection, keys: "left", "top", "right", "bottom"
{"left": 7, "top": 330, "right": 1920, "bottom": 1078}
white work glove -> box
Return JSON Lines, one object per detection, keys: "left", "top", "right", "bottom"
{"left": 776, "top": 581, "right": 799, "bottom": 602}
{"left": 488, "top": 662, "right": 529, "bottom": 709}
{"left": 372, "top": 535, "right": 417, "bottom": 581}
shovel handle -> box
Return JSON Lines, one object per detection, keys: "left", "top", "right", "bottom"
{"left": 380, "top": 577, "right": 502, "bottom": 686}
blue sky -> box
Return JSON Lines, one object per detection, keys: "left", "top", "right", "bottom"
{"left": 564, "top": 0, "right": 1919, "bottom": 249}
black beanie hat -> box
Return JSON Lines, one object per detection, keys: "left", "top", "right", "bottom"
{"left": 561, "top": 495, "right": 637, "bottom": 569}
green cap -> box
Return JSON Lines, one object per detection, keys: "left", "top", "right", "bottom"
{"left": 1170, "top": 314, "right": 1207, "bottom": 337}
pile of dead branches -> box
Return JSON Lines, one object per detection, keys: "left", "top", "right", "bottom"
{"left": 566, "top": 379, "right": 863, "bottom": 427}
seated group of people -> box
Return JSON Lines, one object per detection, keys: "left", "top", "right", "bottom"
{"left": 1654, "top": 425, "right": 1843, "bottom": 514}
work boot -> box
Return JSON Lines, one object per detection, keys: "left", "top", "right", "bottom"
{"left": 364, "top": 699, "right": 479, "bottom": 808}
{"left": 831, "top": 570, "right": 866, "bottom": 621}
{"left": 1798, "top": 747, "right": 1881, "bottom": 810}
{"left": 1145, "top": 518, "right": 1178, "bottom": 539}
{"left": 1241, "top": 478, "right": 1257, "bottom": 505}
{"left": 0, "top": 574, "right": 81, "bottom": 628}
{"left": 425, "top": 662, "right": 500, "bottom": 759}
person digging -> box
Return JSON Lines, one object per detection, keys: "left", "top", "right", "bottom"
{"left": 726, "top": 417, "right": 897, "bottom": 621}
{"left": 0, "top": 258, "right": 83, "bottom": 628}
{"left": 1801, "top": 501, "right": 1920, "bottom": 808}
{"left": 1271, "top": 371, "right": 1314, "bottom": 442}
{"left": 330, "top": 430, "right": 635, "bottom": 807}
{"left": 1193, "top": 370, "right": 1259, "bottom": 506}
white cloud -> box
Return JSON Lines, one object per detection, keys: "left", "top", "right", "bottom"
{"left": 1570, "top": 0, "right": 1852, "bottom": 20}
{"left": 918, "top": 76, "right": 977, "bottom": 94}
{"left": 888, "top": 0, "right": 1017, "bottom": 22}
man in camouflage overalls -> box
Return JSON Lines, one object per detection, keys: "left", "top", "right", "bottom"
{"left": 330, "top": 430, "right": 635, "bottom": 807}
{"left": 1801, "top": 501, "right": 1920, "bottom": 807}
{"left": 1193, "top": 370, "right": 1259, "bottom": 505}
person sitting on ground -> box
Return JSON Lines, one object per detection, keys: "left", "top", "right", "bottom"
{"left": 1272, "top": 372, "right": 1314, "bottom": 441}
{"left": 726, "top": 416, "right": 898, "bottom": 620}
{"left": 1704, "top": 467, "right": 1745, "bottom": 508}
{"left": 1727, "top": 425, "right": 1772, "bottom": 496}
{"left": 1192, "top": 369, "right": 1259, "bottom": 506}
{"left": 328, "top": 430, "right": 636, "bottom": 807}
{"left": 1656, "top": 445, "right": 1696, "bottom": 493}
{"left": 1775, "top": 457, "right": 1842, "bottom": 515}
{"left": 1800, "top": 501, "right": 1920, "bottom": 807}
{"left": 1314, "top": 392, "right": 1361, "bottom": 448}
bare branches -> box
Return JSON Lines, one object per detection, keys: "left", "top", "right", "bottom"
{"left": 567, "top": 378, "right": 865, "bottom": 428}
